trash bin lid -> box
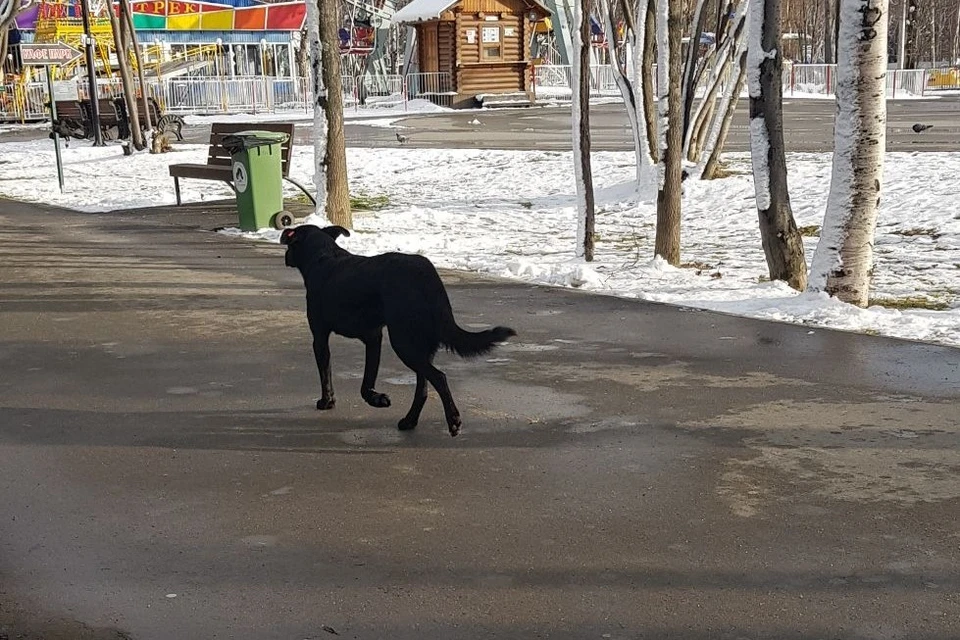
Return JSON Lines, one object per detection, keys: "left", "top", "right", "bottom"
{"left": 222, "top": 130, "right": 290, "bottom": 154}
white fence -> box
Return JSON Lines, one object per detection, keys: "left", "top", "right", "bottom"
{"left": 4, "top": 64, "right": 955, "bottom": 122}
{"left": 1, "top": 73, "right": 455, "bottom": 122}
{"left": 532, "top": 63, "right": 945, "bottom": 101}
{"left": 783, "top": 64, "right": 934, "bottom": 98}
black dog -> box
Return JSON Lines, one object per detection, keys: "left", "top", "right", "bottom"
{"left": 281, "top": 225, "right": 516, "bottom": 436}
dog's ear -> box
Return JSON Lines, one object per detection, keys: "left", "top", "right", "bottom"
{"left": 321, "top": 225, "right": 351, "bottom": 240}
{"left": 279, "top": 228, "right": 298, "bottom": 245}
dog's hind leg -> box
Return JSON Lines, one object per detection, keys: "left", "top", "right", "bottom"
{"left": 400, "top": 361, "right": 461, "bottom": 437}
{"left": 312, "top": 330, "right": 336, "bottom": 410}
{"left": 398, "top": 373, "right": 427, "bottom": 431}
{"left": 360, "top": 329, "right": 391, "bottom": 408}
{"left": 423, "top": 364, "right": 462, "bottom": 437}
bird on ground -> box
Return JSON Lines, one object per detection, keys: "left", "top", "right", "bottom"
{"left": 396, "top": 131, "right": 409, "bottom": 144}
{"left": 912, "top": 123, "right": 934, "bottom": 133}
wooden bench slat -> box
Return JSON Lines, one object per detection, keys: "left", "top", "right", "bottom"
{"left": 169, "top": 121, "right": 306, "bottom": 207}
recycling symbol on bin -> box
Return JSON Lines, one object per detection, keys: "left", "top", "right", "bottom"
{"left": 233, "top": 161, "right": 249, "bottom": 194}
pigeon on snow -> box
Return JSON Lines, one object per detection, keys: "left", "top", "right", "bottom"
{"left": 912, "top": 123, "right": 934, "bottom": 133}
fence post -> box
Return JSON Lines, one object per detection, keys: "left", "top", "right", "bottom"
{"left": 892, "top": 69, "right": 897, "bottom": 99}
{"left": 403, "top": 75, "right": 408, "bottom": 111}
{"left": 921, "top": 69, "right": 927, "bottom": 97}
{"left": 790, "top": 64, "right": 795, "bottom": 96}
{"left": 825, "top": 65, "right": 831, "bottom": 96}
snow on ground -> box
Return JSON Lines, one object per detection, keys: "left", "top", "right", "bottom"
{"left": 0, "top": 136, "right": 957, "bottom": 348}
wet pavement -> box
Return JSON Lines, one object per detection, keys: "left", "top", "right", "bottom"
{"left": 3, "top": 97, "right": 959, "bottom": 153}
{"left": 1, "top": 197, "right": 959, "bottom": 639}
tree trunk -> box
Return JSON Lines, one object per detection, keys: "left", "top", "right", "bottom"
{"left": 808, "top": 0, "right": 889, "bottom": 306}
{"left": 823, "top": 0, "right": 834, "bottom": 62}
{"left": 685, "top": 2, "right": 747, "bottom": 162}
{"left": 701, "top": 50, "right": 747, "bottom": 179}
{"left": 681, "top": 0, "right": 710, "bottom": 141}
{"left": 316, "top": 0, "right": 351, "bottom": 227}
{"left": 120, "top": 0, "right": 152, "bottom": 131}
{"left": 654, "top": 0, "right": 682, "bottom": 265}
{"left": 600, "top": 0, "right": 649, "bottom": 184}
{"left": 642, "top": 0, "right": 659, "bottom": 163}
{"left": 748, "top": 0, "right": 807, "bottom": 290}
{"left": 572, "top": 0, "right": 596, "bottom": 260}
{"left": 305, "top": 0, "right": 327, "bottom": 212}
{"left": 107, "top": 0, "right": 145, "bottom": 150}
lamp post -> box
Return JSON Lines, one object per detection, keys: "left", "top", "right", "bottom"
{"left": 78, "top": 0, "right": 104, "bottom": 146}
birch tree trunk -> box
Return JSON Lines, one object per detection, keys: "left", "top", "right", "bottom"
{"left": 641, "top": 0, "right": 659, "bottom": 163}
{"left": 599, "top": 0, "right": 651, "bottom": 184}
{"left": 701, "top": 50, "right": 748, "bottom": 178}
{"left": 748, "top": 0, "right": 807, "bottom": 290}
{"left": 808, "top": 0, "right": 888, "bottom": 306}
{"left": 318, "top": 0, "right": 351, "bottom": 227}
{"left": 572, "top": 0, "right": 596, "bottom": 260}
{"left": 685, "top": 1, "right": 747, "bottom": 162}
{"left": 306, "top": 0, "right": 328, "bottom": 214}
{"left": 654, "top": 0, "right": 683, "bottom": 265}
{"left": 681, "top": 0, "right": 710, "bottom": 140}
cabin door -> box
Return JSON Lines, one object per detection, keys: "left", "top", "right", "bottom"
{"left": 420, "top": 23, "right": 440, "bottom": 72}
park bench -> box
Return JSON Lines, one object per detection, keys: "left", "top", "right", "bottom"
{"left": 168, "top": 121, "right": 315, "bottom": 206}
{"left": 52, "top": 100, "right": 88, "bottom": 139}
{"left": 114, "top": 96, "right": 185, "bottom": 141}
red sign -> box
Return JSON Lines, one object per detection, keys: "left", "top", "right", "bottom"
{"left": 19, "top": 43, "right": 83, "bottom": 66}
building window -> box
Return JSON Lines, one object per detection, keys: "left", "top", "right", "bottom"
{"left": 481, "top": 26, "right": 501, "bottom": 60}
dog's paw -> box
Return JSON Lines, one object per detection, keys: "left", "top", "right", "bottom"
{"left": 363, "top": 391, "right": 391, "bottom": 408}
{"left": 448, "top": 416, "right": 462, "bottom": 438}
{"left": 316, "top": 397, "right": 336, "bottom": 410}
{"left": 397, "top": 417, "right": 418, "bottom": 431}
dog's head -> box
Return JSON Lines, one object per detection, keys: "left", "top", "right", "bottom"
{"left": 279, "top": 224, "right": 351, "bottom": 269}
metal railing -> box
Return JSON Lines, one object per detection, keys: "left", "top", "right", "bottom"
{"left": 784, "top": 64, "right": 931, "bottom": 98}
{"left": 1, "top": 73, "right": 458, "bottom": 121}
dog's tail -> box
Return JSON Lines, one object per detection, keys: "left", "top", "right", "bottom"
{"left": 443, "top": 324, "right": 516, "bottom": 358}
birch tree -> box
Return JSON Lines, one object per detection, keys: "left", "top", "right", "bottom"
{"left": 680, "top": 0, "right": 710, "bottom": 143}
{"left": 309, "top": 0, "right": 351, "bottom": 227}
{"left": 599, "top": 0, "right": 654, "bottom": 184}
{"left": 654, "top": 0, "right": 683, "bottom": 265}
{"left": 808, "top": 0, "right": 889, "bottom": 306}
{"left": 572, "top": 0, "right": 596, "bottom": 260}
{"left": 687, "top": 0, "right": 747, "bottom": 164}
{"left": 748, "top": 0, "right": 807, "bottom": 290}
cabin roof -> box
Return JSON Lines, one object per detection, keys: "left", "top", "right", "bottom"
{"left": 392, "top": 0, "right": 549, "bottom": 24}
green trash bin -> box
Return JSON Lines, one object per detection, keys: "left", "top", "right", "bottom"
{"left": 222, "top": 130, "right": 289, "bottom": 231}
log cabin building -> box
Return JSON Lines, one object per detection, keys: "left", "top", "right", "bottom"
{"left": 392, "top": 0, "right": 550, "bottom": 108}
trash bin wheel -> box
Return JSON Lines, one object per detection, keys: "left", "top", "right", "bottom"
{"left": 272, "top": 211, "right": 296, "bottom": 230}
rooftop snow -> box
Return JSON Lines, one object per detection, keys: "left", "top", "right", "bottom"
{"left": 391, "top": 0, "right": 458, "bottom": 24}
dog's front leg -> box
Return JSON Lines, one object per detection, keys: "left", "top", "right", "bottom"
{"left": 360, "top": 329, "right": 391, "bottom": 408}
{"left": 313, "top": 330, "right": 336, "bottom": 410}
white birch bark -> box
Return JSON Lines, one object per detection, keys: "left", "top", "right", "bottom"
{"left": 655, "top": 0, "right": 670, "bottom": 190}
{"left": 809, "top": 0, "right": 889, "bottom": 306}
{"left": 686, "top": 0, "right": 748, "bottom": 161}
{"left": 571, "top": 0, "right": 595, "bottom": 260}
{"left": 631, "top": 0, "right": 653, "bottom": 167}
{"left": 746, "top": 0, "right": 773, "bottom": 211}
{"left": 307, "top": 0, "right": 328, "bottom": 214}
{"left": 599, "top": 0, "right": 653, "bottom": 184}
{"left": 680, "top": 0, "right": 710, "bottom": 136}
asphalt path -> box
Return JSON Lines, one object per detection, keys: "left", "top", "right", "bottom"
{"left": 338, "top": 97, "right": 960, "bottom": 153}
{"left": 1, "top": 198, "right": 959, "bottom": 639}
{"left": 3, "top": 96, "right": 958, "bottom": 153}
